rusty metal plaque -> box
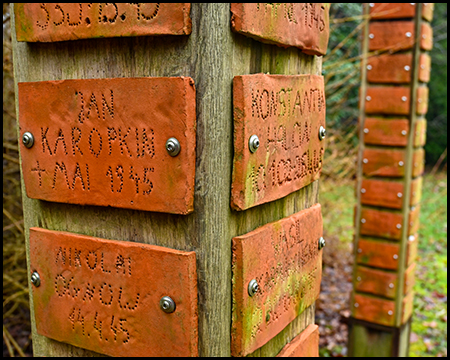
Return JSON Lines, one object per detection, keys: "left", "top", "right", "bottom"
{"left": 367, "top": 54, "right": 414, "bottom": 84}
{"left": 15, "top": 3, "right": 191, "bottom": 42}
{"left": 368, "top": 21, "right": 415, "bottom": 51}
{"left": 360, "top": 207, "right": 403, "bottom": 240}
{"left": 362, "top": 148, "right": 406, "bottom": 178}
{"left": 352, "top": 293, "right": 396, "bottom": 326}
{"left": 356, "top": 238, "right": 400, "bottom": 271}
{"left": 363, "top": 118, "right": 409, "bottom": 147}
{"left": 369, "top": 3, "right": 416, "bottom": 20}
{"left": 360, "top": 179, "right": 404, "bottom": 209}
{"left": 231, "top": 74, "right": 325, "bottom": 211}
{"left": 18, "top": 77, "right": 196, "bottom": 214}
{"left": 365, "top": 86, "right": 411, "bottom": 115}
{"left": 29, "top": 227, "right": 198, "bottom": 357}
{"left": 354, "top": 266, "right": 398, "bottom": 299}
{"left": 231, "top": 3, "right": 330, "bottom": 56}
{"left": 231, "top": 204, "right": 323, "bottom": 356}
{"left": 276, "top": 324, "right": 319, "bottom": 357}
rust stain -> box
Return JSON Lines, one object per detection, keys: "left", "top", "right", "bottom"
{"left": 230, "top": 3, "right": 330, "bottom": 56}
{"left": 276, "top": 324, "right": 319, "bottom": 357}
{"left": 15, "top": 3, "right": 191, "bottom": 42}
{"left": 18, "top": 77, "right": 196, "bottom": 214}
{"left": 29, "top": 227, "right": 198, "bottom": 357}
{"left": 231, "top": 204, "right": 323, "bottom": 356}
{"left": 231, "top": 74, "right": 326, "bottom": 211}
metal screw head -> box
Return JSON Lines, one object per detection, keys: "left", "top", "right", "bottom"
{"left": 248, "top": 279, "right": 259, "bottom": 297}
{"left": 248, "top": 135, "right": 260, "bottom": 153}
{"left": 22, "top": 132, "right": 34, "bottom": 149}
{"left": 318, "top": 237, "right": 326, "bottom": 250}
{"left": 30, "top": 271, "right": 40, "bottom": 287}
{"left": 159, "top": 296, "right": 176, "bottom": 313}
{"left": 165, "top": 137, "right": 181, "bottom": 157}
{"left": 318, "top": 126, "right": 326, "bottom": 141}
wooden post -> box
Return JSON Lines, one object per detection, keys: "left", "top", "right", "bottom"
{"left": 12, "top": 3, "right": 330, "bottom": 357}
{"left": 349, "top": 3, "right": 433, "bottom": 356}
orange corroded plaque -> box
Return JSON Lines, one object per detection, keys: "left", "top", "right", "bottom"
{"left": 15, "top": 3, "right": 191, "bottom": 42}
{"left": 276, "top": 324, "right": 319, "bottom": 357}
{"left": 363, "top": 118, "right": 409, "bottom": 147}
{"left": 231, "top": 3, "right": 330, "bottom": 55}
{"left": 18, "top": 77, "right": 196, "bottom": 214}
{"left": 231, "top": 74, "right": 325, "bottom": 211}
{"left": 29, "top": 227, "right": 198, "bottom": 357}
{"left": 231, "top": 204, "right": 323, "bottom": 356}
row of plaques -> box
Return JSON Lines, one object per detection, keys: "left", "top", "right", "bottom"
{"left": 18, "top": 2, "right": 327, "bottom": 357}
{"left": 30, "top": 203, "right": 323, "bottom": 356}
{"left": 15, "top": 3, "right": 330, "bottom": 56}
{"left": 19, "top": 74, "right": 325, "bottom": 214}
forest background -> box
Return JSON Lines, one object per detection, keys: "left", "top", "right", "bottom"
{"left": 3, "top": 3, "right": 447, "bottom": 357}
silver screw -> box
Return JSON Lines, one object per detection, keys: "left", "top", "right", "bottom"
{"left": 402, "top": 96, "right": 408, "bottom": 102}
{"left": 160, "top": 296, "right": 176, "bottom": 313}
{"left": 165, "top": 137, "right": 181, "bottom": 157}
{"left": 248, "top": 279, "right": 259, "bottom": 297}
{"left": 318, "top": 126, "right": 326, "bottom": 140}
{"left": 30, "top": 271, "right": 40, "bottom": 287}
{"left": 363, "top": 128, "right": 369, "bottom": 134}
{"left": 361, "top": 188, "right": 366, "bottom": 193}
{"left": 318, "top": 237, "right": 326, "bottom": 250}
{"left": 389, "top": 283, "right": 394, "bottom": 289}
{"left": 248, "top": 135, "right": 260, "bottom": 153}
{"left": 404, "top": 65, "right": 411, "bottom": 71}
{"left": 22, "top": 132, "right": 34, "bottom": 149}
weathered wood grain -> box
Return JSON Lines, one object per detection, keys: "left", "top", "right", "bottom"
{"left": 12, "top": 4, "right": 323, "bottom": 356}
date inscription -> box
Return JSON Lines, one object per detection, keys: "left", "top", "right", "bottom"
{"left": 15, "top": 3, "right": 191, "bottom": 42}
{"left": 231, "top": 204, "right": 323, "bottom": 356}
{"left": 231, "top": 74, "right": 325, "bottom": 210}
{"left": 231, "top": 3, "right": 330, "bottom": 55}
{"left": 18, "top": 77, "right": 196, "bottom": 214}
{"left": 29, "top": 227, "right": 198, "bottom": 357}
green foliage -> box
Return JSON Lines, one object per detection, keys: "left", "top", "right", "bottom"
{"left": 425, "top": 3, "right": 447, "bottom": 168}
{"left": 410, "top": 173, "right": 447, "bottom": 357}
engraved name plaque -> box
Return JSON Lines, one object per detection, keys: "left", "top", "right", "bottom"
{"left": 231, "top": 204, "right": 323, "bottom": 356}
{"left": 231, "top": 74, "right": 325, "bottom": 211}
{"left": 29, "top": 227, "right": 198, "bottom": 357}
{"left": 18, "top": 77, "right": 196, "bottom": 214}
{"left": 15, "top": 3, "right": 191, "bottom": 42}
{"left": 231, "top": 3, "right": 330, "bottom": 56}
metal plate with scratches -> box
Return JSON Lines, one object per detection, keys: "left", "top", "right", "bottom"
{"left": 18, "top": 77, "right": 196, "bottom": 214}
{"left": 231, "top": 74, "right": 326, "bottom": 211}
{"left": 231, "top": 204, "right": 323, "bottom": 356}
{"left": 15, "top": 3, "right": 191, "bottom": 42}
{"left": 29, "top": 227, "right": 198, "bottom": 357}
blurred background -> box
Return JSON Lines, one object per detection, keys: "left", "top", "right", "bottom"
{"left": 3, "top": 3, "right": 447, "bottom": 357}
